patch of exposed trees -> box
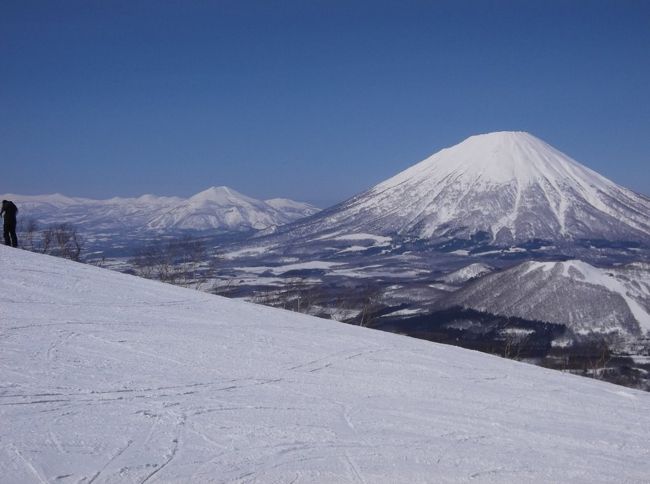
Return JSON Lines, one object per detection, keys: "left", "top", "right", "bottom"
{"left": 20, "top": 218, "right": 84, "bottom": 261}
{"left": 20, "top": 217, "right": 215, "bottom": 289}
{"left": 543, "top": 333, "right": 650, "bottom": 390}
{"left": 241, "top": 278, "right": 383, "bottom": 327}
{"left": 130, "top": 236, "right": 215, "bottom": 288}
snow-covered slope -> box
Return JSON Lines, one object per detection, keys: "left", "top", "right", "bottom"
{"left": 265, "top": 198, "right": 320, "bottom": 219}
{"left": 272, "top": 131, "right": 650, "bottom": 246}
{"left": 444, "top": 260, "right": 650, "bottom": 337}
{"left": 1, "top": 246, "right": 649, "bottom": 483}
{"left": 441, "top": 262, "right": 494, "bottom": 285}
{"left": 3, "top": 187, "right": 319, "bottom": 233}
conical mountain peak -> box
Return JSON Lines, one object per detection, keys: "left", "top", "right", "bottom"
{"left": 277, "top": 132, "right": 650, "bottom": 245}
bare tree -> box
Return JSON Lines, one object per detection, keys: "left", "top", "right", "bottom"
{"left": 130, "top": 236, "right": 210, "bottom": 287}
{"left": 131, "top": 244, "right": 167, "bottom": 280}
{"left": 18, "top": 222, "right": 85, "bottom": 261}
{"left": 175, "top": 236, "right": 211, "bottom": 288}
{"left": 41, "top": 224, "right": 83, "bottom": 261}
{"left": 502, "top": 329, "right": 532, "bottom": 360}
{"left": 584, "top": 341, "right": 612, "bottom": 380}
{"left": 274, "top": 277, "right": 324, "bottom": 314}
{"left": 358, "top": 288, "right": 382, "bottom": 327}
{"left": 18, "top": 218, "right": 40, "bottom": 252}
{"left": 212, "top": 277, "right": 237, "bottom": 297}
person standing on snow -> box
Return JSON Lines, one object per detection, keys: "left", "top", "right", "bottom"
{"left": 1, "top": 200, "right": 18, "bottom": 247}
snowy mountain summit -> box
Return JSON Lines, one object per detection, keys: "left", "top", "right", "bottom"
{"left": 281, "top": 131, "right": 650, "bottom": 246}
{"left": 146, "top": 186, "right": 318, "bottom": 231}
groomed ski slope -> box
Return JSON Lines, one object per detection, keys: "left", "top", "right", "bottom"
{"left": 1, "top": 246, "right": 649, "bottom": 483}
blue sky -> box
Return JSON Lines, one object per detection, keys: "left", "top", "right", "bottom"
{"left": 2, "top": 1, "right": 649, "bottom": 207}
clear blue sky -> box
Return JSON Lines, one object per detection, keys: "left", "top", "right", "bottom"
{"left": 2, "top": 1, "right": 649, "bottom": 206}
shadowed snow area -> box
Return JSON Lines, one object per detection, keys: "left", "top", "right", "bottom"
{"left": 1, "top": 246, "right": 649, "bottom": 483}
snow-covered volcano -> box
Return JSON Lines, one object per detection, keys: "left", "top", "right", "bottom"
{"left": 279, "top": 132, "right": 650, "bottom": 246}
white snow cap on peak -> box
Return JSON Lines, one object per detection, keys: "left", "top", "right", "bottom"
{"left": 192, "top": 185, "right": 238, "bottom": 198}
{"left": 380, "top": 130, "right": 605, "bottom": 189}
{"left": 188, "top": 186, "right": 259, "bottom": 205}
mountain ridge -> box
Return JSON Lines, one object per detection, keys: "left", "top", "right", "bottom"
{"left": 2, "top": 186, "right": 320, "bottom": 234}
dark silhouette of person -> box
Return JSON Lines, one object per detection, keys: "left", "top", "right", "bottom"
{"left": 1, "top": 200, "right": 18, "bottom": 247}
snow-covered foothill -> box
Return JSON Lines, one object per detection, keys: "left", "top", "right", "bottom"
{"left": 1, "top": 246, "right": 650, "bottom": 483}
{"left": 446, "top": 259, "right": 650, "bottom": 336}
{"left": 441, "top": 262, "right": 494, "bottom": 285}
{"left": 265, "top": 198, "right": 320, "bottom": 219}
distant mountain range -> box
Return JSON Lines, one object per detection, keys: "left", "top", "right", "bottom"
{"left": 262, "top": 131, "right": 650, "bottom": 249}
{"left": 2, "top": 186, "right": 320, "bottom": 234}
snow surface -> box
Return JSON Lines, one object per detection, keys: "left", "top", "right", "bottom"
{"left": 235, "top": 261, "right": 344, "bottom": 276}
{"left": 2, "top": 246, "right": 650, "bottom": 483}
{"left": 329, "top": 234, "right": 391, "bottom": 245}
{"left": 449, "top": 249, "right": 471, "bottom": 256}
{"left": 265, "top": 199, "right": 320, "bottom": 218}
{"left": 314, "top": 233, "right": 392, "bottom": 247}
{"left": 441, "top": 263, "right": 493, "bottom": 285}
{"left": 337, "top": 246, "right": 368, "bottom": 253}
{"left": 222, "top": 246, "right": 277, "bottom": 260}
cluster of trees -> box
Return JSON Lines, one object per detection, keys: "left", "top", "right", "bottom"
{"left": 19, "top": 216, "right": 215, "bottom": 289}
{"left": 543, "top": 334, "right": 649, "bottom": 390}
{"left": 20, "top": 219, "right": 84, "bottom": 261}
{"left": 246, "top": 278, "right": 326, "bottom": 315}
{"left": 243, "top": 279, "right": 383, "bottom": 327}
{"left": 129, "top": 236, "right": 215, "bottom": 288}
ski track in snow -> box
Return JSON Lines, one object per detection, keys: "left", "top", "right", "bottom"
{"left": 1, "top": 246, "right": 650, "bottom": 483}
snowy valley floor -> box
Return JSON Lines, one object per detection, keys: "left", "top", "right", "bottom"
{"left": 1, "top": 246, "right": 649, "bottom": 483}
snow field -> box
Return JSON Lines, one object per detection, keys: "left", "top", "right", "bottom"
{"left": 1, "top": 246, "right": 650, "bottom": 483}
